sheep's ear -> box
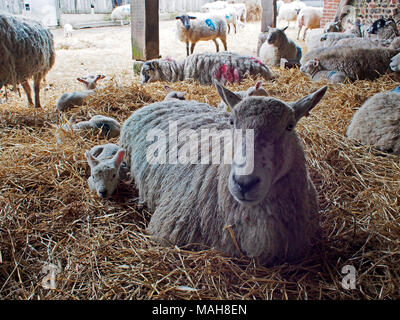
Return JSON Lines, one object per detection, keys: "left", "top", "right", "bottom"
{"left": 290, "top": 86, "right": 328, "bottom": 121}
{"left": 214, "top": 80, "right": 242, "bottom": 110}
{"left": 114, "top": 149, "right": 125, "bottom": 168}
{"left": 85, "top": 150, "right": 99, "bottom": 168}
{"left": 280, "top": 26, "right": 288, "bottom": 32}
{"left": 255, "top": 80, "right": 263, "bottom": 90}
{"left": 95, "top": 74, "right": 105, "bottom": 82}
{"left": 77, "top": 78, "right": 88, "bottom": 85}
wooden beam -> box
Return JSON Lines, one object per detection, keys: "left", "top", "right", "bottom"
{"left": 261, "top": 0, "right": 277, "bottom": 32}
{"left": 131, "top": 0, "right": 159, "bottom": 61}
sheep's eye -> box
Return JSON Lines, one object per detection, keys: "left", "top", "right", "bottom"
{"left": 287, "top": 123, "right": 295, "bottom": 131}
{"left": 112, "top": 174, "right": 116, "bottom": 178}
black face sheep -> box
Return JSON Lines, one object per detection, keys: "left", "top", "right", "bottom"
{"left": 367, "top": 18, "right": 399, "bottom": 40}
{"left": 259, "top": 26, "right": 302, "bottom": 66}
{"left": 119, "top": 81, "right": 328, "bottom": 265}
{"left": 139, "top": 52, "right": 274, "bottom": 85}
{"left": 346, "top": 88, "right": 400, "bottom": 155}
{"left": 175, "top": 14, "right": 228, "bottom": 56}
{"left": 85, "top": 144, "right": 128, "bottom": 199}
{"left": 0, "top": 12, "right": 55, "bottom": 108}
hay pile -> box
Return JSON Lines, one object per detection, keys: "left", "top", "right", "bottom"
{"left": 0, "top": 68, "right": 400, "bottom": 300}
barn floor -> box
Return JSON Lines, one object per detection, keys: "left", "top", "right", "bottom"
{"left": 1, "top": 19, "right": 400, "bottom": 300}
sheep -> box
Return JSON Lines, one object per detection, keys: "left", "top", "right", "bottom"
{"left": 0, "top": 12, "right": 55, "bottom": 108}
{"left": 119, "top": 81, "right": 328, "bottom": 265}
{"left": 296, "top": 7, "right": 322, "bottom": 41}
{"left": 256, "top": 31, "right": 268, "bottom": 56}
{"left": 110, "top": 4, "right": 130, "bottom": 22}
{"left": 346, "top": 89, "right": 400, "bottom": 155}
{"left": 56, "top": 74, "right": 105, "bottom": 112}
{"left": 300, "top": 46, "right": 397, "bottom": 81}
{"left": 300, "top": 58, "right": 347, "bottom": 83}
{"left": 139, "top": 51, "right": 274, "bottom": 85}
{"left": 175, "top": 14, "right": 228, "bottom": 56}
{"left": 305, "top": 28, "right": 324, "bottom": 51}
{"left": 57, "top": 115, "right": 120, "bottom": 143}
{"left": 390, "top": 52, "right": 400, "bottom": 72}
{"left": 229, "top": 3, "right": 247, "bottom": 23}
{"left": 213, "top": 7, "right": 239, "bottom": 34}
{"left": 259, "top": 26, "right": 302, "bottom": 66}
{"left": 367, "top": 18, "right": 399, "bottom": 40}
{"left": 164, "top": 85, "right": 186, "bottom": 101}
{"left": 63, "top": 24, "right": 73, "bottom": 38}
{"left": 324, "top": 20, "right": 343, "bottom": 33}
{"left": 217, "top": 80, "right": 269, "bottom": 112}
{"left": 85, "top": 143, "right": 128, "bottom": 198}
{"left": 201, "top": 1, "right": 228, "bottom": 12}
{"left": 330, "top": 37, "right": 392, "bottom": 49}
{"left": 277, "top": 3, "right": 300, "bottom": 28}
{"left": 389, "top": 37, "right": 400, "bottom": 50}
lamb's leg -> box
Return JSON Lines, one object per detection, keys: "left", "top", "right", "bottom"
{"left": 219, "top": 36, "right": 227, "bottom": 51}
{"left": 190, "top": 42, "right": 197, "bottom": 54}
{"left": 302, "top": 27, "right": 309, "bottom": 41}
{"left": 21, "top": 81, "right": 33, "bottom": 106}
{"left": 213, "top": 39, "right": 220, "bottom": 52}
{"left": 297, "top": 26, "right": 302, "bottom": 40}
{"left": 186, "top": 41, "right": 190, "bottom": 56}
{"left": 227, "top": 24, "right": 230, "bottom": 34}
{"left": 234, "top": 23, "right": 237, "bottom": 34}
{"left": 33, "top": 76, "right": 42, "bottom": 108}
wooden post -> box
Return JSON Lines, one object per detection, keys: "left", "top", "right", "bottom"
{"left": 261, "top": 0, "right": 277, "bottom": 32}
{"left": 131, "top": 0, "right": 159, "bottom": 61}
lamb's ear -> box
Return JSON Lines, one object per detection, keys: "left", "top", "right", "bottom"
{"left": 280, "top": 26, "right": 288, "bottom": 32}
{"left": 85, "top": 150, "right": 99, "bottom": 168}
{"left": 114, "top": 149, "right": 125, "bottom": 168}
{"left": 290, "top": 86, "right": 328, "bottom": 121}
{"left": 255, "top": 80, "right": 263, "bottom": 90}
{"left": 214, "top": 80, "right": 242, "bottom": 111}
{"left": 77, "top": 78, "right": 88, "bottom": 85}
{"left": 95, "top": 74, "right": 105, "bottom": 82}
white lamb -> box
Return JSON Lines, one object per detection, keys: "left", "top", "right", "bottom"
{"left": 110, "top": 4, "right": 130, "bottom": 22}
{"left": 119, "top": 81, "right": 328, "bottom": 265}
{"left": 175, "top": 14, "right": 228, "bottom": 56}
{"left": 63, "top": 23, "right": 73, "bottom": 38}
{"left": 296, "top": 7, "right": 322, "bottom": 40}
{"left": 390, "top": 52, "right": 400, "bottom": 72}
{"left": 346, "top": 88, "right": 400, "bottom": 155}
{"left": 85, "top": 143, "right": 128, "bottom": 198}
{"left": 56, "top": 74, "right": 105, "bottom": 112}
{"left": 259, "top": 26, "right": 302, "bottom": 66}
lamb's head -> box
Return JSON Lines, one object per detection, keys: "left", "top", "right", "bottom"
{"left": 390, "top": 52, "right": 400, "bottom": 72}
{"left": 215, "top": 81, "right": 327, "bottom": 205}
{"left": 366, "top": 18, "right": 395, "bottom": 35}
{"left": 245, "top": 81, "right": 269, "bottom": 97}
{"left": 175, "top": 14, "right": 197, "bottom": 30}
{"left": 85, "top": 148, "right": 125, "bottom": 198}
{"left": 324, "top": 20, "right": 343, "bottom": 33}
{"left": 300, "top": 58, "right": 322, "bottom": 76}
{"left": 164, "top": 85, "right": 186, "bottom": 100}
{"left": 140, "top": 60, "right": 162, "bottom": 84}
{"left": 266, "top": 26, "right": 288, "bottom": 47}
{"left": 77, "top": 74, "right": 105, "bottom": 89}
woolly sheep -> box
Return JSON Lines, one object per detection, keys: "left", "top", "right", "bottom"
{"left": 56, "top": 74, "right": 105, "bottom": 112}
{"left": 389, "top": 37, "right": 400, "bottom": 50}
{"left": 217, "top": 80, "right": 269, "bottom": 112}
{"left": 367, "top": 18, "right": 399, "bottom": 40}
{"left": 0, "top": 12, "right": 55, "bottom": 108}
{"left": 390, "top": 52, "right": 400, "bottom": 72}
{"left": 58, "top": 115, "right": 120, "bottom": 143}
{"left": 119, "top": 81, "right": 328, "bottom": 265}
{"left": 175, "top": 14, "right": 228, "bottom": 56}
{"left": 301, "top": 46, "right": 397, "bottom": 81}
{"left": 300, "top": 58, "right": 347, "bottom": 83}
{"left": 324, "top": 20, "right": 343, "bottom": 33}
{"left": 259, "top": 26, "right": 302, "bottom": 66}
{"left": 229, "top": 3, "right": 247, "bottom": 23}
{"left": 110, "top": 4, "right": 130, "bottom": 22}
{"left": 211, "top": 7, "right": 238, "bottom": 34}
{"left": 277, "top": 2, "right": 302, "bottom": 28}
{"left": 346, "top": 88, "right": 400, "bottom": 155}
{"left": 331, "top": 37, "right": 392, "bottom": 49}
{"left": 64, "top": 24, "right": 73, "bottom": 38}
{"left": 296, "top": 7, "right": 322, "bottom": 41}
{"left": 139, "top": 52, "right": 274, "bottom": 85}
{"left": 305, "top": 28, "right": 324, "bottom": 51}
{"left": 85, "top": 143, "right": 128, "bottom": 198}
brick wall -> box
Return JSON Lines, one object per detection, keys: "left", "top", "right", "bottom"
{"left": 321, "top": 0, "right": 400, "bottom": 28}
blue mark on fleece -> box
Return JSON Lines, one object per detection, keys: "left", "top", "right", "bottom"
{"left": 296, "top": 46, "right": 302, "bottom": 62}
{"left": 392, "top": 86, "right": 400, "bottom": 93}
{"left": 226, "top": 14, "right": 232, "bottom": 19}
{"left": 328, "top": 71, "right": 338, "bottom": 78}
{"left": 205, "top": 19, "right": 216, "bottom": 31}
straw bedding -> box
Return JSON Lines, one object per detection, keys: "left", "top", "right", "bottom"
{"left": 0, "top": 68, "right": 399, "bottom": 300}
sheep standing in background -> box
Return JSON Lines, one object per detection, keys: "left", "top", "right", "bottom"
{"left": 85, "top": 143, "right": 128, "bottom": 199}
{"left": 201, "top": 1, "right": 228, "bottom": 12}
{"left": 119, "top": 81, "right": 327, "bottom": 265}
{"left": 300, "top": 58, "right": 347, "bottom": 83}
{"left": 259, "top": 27, "right": 302, "bottom": 66}
{"left": 346, "top": 89, "right": 400, "bottom": 155}
{"left": 296, "top": 7, "right": 322, "bottom": 41}
{"left": 64, "top": 24, "right": 73, "bottom": 38}
{"left": 56, "top": 74, "right": 105, "bottom": 112}
{"left": 390, "top": 52, "right": 400, "bottom": 72}
{"left": 229, "top": 3, "right": 247, "bottom": 23}
{"left": 0, "top": 12, "right": 55, "bottom": 108}
{"left": 140, "top": 52, "right": 274, "bottom": 85}
{"left": 277, "top": 2, "right": 302, "bottom": 28}
{"left": 110, "top": 4, "right": 130, "bottom": 23}
{"left": 301, "top": 46, "right": 397, "bottom": 80}
{"left": 176, "top": 14, "right": 228, "bottom": 56}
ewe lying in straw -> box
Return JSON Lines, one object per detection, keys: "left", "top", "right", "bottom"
{"left": 120, "top": 81, "right": 328, "bottom": 265}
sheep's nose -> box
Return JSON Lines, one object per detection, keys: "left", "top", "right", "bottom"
{"left": 233, "top": 175, "right": 260, "bottom": 195}
{"left": 99, "top": 190, "right": 108, "bottom": 198}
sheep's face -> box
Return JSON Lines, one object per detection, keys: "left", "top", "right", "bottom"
{"left": 266, "top": 27, "right": 287, "bottom": 46}
{"left": 140, "top": 62, "right": 160, "bottom": 84}
{"left": 300, "top": 59, "right": 321, "bottom": 75}
{"left": 175, "top": 15, "right": 197, "bottom": 31}
{"left": 85, "top": 149, "right": 125, "bottom": 199}
{"left": 366, "top": 18, "right": 386, "bottom": 34}
{"left": 390, "top": 53, "right": 400, "bottom": 72}
{"left": 214, "top": 81, "right": 327, "bottom": 206}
